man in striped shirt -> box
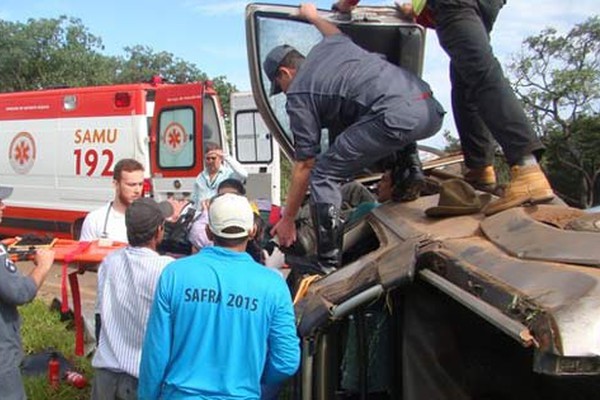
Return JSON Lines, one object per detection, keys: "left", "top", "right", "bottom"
{"left": 91, "top": 198, "right": 174, "bottom": 400}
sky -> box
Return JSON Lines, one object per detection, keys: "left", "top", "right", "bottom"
{"left": 1, "top": 0, "right": 598, "bottom": 149}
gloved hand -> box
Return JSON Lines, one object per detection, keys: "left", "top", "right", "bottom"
{"left": 262, "top": 246, "right": 286, "bottom": 269}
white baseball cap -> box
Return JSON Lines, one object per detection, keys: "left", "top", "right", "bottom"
{"left": 208, "top": 193, "right": 254, "bottom": 239}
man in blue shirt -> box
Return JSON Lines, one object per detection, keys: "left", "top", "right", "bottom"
{"left": 191, "top": 142, "right": 248, "bottom": 206}
{"left": 139, "top": 193, "right": 300, "bottom": 399}
{"left": 267, "top": 3, "right": 445, "bottom": 273}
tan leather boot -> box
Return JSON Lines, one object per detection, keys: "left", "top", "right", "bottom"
{"left": 483, "top": 164, "right": 554, "bottom": 215}
{"left": 464, "top": 165, "right": 497, "bottom": 191}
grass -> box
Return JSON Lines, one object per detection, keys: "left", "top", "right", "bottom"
{"left": 20, "top": 299, "right": 93, "bottom": 400}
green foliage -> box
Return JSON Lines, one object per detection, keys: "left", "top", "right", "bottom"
{"left": 0, "top": 16, "right": 116, "bottom": 91}
{"left": 441, "top": 129, "right": 462, "bottom": 153}
{"left": 115, "top": 44, "right": 209, "bottom": 84}
{"left": 543, "top": 115, "right": 600, "bottom": 207}
{"left": 212, "top": 76, "right": 238, "bottom": 121}
{"left": 508, "top": 16, "right": 600, "bottom": 208}
{"left": 20, "top": 299, "right": 92, "bottom": 399}
{"left": 509, "top": 16, "right": 600, "bottom": 137}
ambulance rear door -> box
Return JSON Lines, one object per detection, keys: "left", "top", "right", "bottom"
{"left": 231, "top": 91, "right": 281, "bottom": 206}
{"left": 150, "top": 83, "right": 211, "bottom": 202}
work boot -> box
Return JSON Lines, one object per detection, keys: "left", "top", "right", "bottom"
{"left": 392, "top": 143, "right": 425, "bottom": 202}
{"left": 464, "top": 165, "right": 497, "bottom": 191}
{"left": 483, "top": 164, "right": 554, "bottom": 215}
{"left": 310, "top": 203, "right": 343, "bottom": 274}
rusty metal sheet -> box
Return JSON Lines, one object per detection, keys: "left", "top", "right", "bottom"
{"left": 481, "top": 207, "right": 600, "bottom": 267}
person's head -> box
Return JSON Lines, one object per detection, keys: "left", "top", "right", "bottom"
{"left": 204, "top": 142, "right": 224, "bottom": 175}
{"left": 0, "top": 186, "right": 13, "bottom": 224}
{"left": 377, "top": 169, "right": 394, "bottom": 203}
{"left": 217, "top": 178, "right": 246, "bottom": 196}
{"left": 113, "top": 158, "right": 145, "bottom": 206}
{"left": 206, "top": 193, "right": 256, "bottom": 249}
{"left": 264, "top": 45, "right": 305, "bottom": 96}
{"left": 126, "top": 198, "right": 174, "bottom": 248}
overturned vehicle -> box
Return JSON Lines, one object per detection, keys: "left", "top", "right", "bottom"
{"left": 245, "top": 3, "right": 600, "bottom": 399}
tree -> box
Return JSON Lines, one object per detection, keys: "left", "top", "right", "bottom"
{"left": 115, "top": 45, "right": 209, "bottom": 84}
{"left": 0, "top": 16, "right": 116, "bottom": 91}
{"left": 543, "top": 116, "right": 600, "bottom": 207}
{"left": 442, "top": 130, "right": 462, "bottom": 153}
{"left": 508, "top": 16, "right": 600, "bottom": 208}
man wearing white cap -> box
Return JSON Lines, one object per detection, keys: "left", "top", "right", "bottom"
{"left": 0, "top": 186, "right": 55, "bottom": 400}
{"left": 139, "top": 193, "right": 300, "bottom": 399}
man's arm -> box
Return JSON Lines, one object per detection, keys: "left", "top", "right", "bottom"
{"left": 187, "top": 209, "right": 212, "bottom": 250}
{"left": 139, "top": 274, "right": 172, "bottom": 399}
{"left": 270, "top": 158, "right": 315, "bottom": 247}
{"left": 299, "top": 3, "right": 341, "bottom": 37}
{"left": 28, "top": 249, "right": 55, "bottom": 289}
{"left": 78, "top": 212, "right": 96, "bottom": 241}
{"left": 223, "top": 153, "right": 249, "bottom": 180}
{"left": 262, "top": 280, "right": 301, "bottom": 384}
{"left": 0, "top": 248, "right": 53, "bottom": 306}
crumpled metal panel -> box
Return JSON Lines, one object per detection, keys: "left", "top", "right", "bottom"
{"left": 295, "top": 212, "right": 423, "bottom": 336}
{"left": 419, "top": 238, "right": 600, "bottom": 358}
{"left": 481, "top": 207, "right": 600, "bottom": 267}
{"left": 294, "top": 195, "right": 600, "bottom": 367}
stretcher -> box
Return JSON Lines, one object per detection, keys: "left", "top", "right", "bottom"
{"left": 2, "top": 237, "right": 126, "bottom": 356}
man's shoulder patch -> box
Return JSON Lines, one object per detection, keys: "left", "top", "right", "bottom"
{"left": 0, "top": 245, "right": 17, "bottom": 273}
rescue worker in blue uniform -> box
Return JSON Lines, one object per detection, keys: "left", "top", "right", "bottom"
{"left": 0, "top": 185, "right": 55, "bottom": 400}
{"left": 267, "top": 3, "right": 445, "bottom": 273}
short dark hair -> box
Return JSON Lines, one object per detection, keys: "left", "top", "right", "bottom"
{"left": 217, "top": 178, "right": 246, "bottom": 196}
{"left": 279, "top": 49, "right": 305, "bottom": 70}
{"left": 113, "top": 158, "right": 144, "bottom": 181}
{"left": 212, "top": 233, "right": 249, "bottom": 247}
{"left": 204, "top": 141, "right": 222, "bottom": 153}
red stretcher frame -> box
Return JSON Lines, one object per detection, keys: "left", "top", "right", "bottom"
{"left": 2, "top": 238, "right": 126, "bottom": 356}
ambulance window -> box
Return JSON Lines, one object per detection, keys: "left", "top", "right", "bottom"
{"left": 202, "top": 96, "right": 223, "bottom": 150}
{"left": 157, "top": 107, "right": 195, "bottom": 169}
{"left": 234, "top": 110, "right": 273, "bottom": 163}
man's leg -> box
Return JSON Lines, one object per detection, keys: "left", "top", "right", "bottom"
{"left": 432, "top": 0, "right": 553, "bottom": 213}
{"left": 115, "top": 373, "right": 139, "bottom": 400}
{"left": 0, "top": 367, "right": 26, "bottom": 400}
{"left": 432, "top": 0, "right": 541, "bottom": 163}
{"left": 450, "top": 63, "right": 497, "bottom": 190}
{"left": 450, "top": 0, "right": 499, "bottom": 189}
{"left": 310, "top": 108, "right": 439, "bottom": 271}
{"left": 91, "top": 368, "right": 119, "bottom": 400}
{"left": 391, "top": 142, "right": 426, "bottom": 202}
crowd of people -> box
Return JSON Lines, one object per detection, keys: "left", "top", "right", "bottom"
{"left": 0, "top": 1, "right": 557, "bottom": 399}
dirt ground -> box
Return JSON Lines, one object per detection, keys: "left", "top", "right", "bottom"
{"left": 16, "top": 261, "right": 98, "bottom": 320}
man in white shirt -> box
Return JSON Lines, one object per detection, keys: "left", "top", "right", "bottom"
{"left": 91, "top": 197, "right": 174, "bottom": 400}
{"left": 79, "top": 158, "right": 145, "bottom": 243}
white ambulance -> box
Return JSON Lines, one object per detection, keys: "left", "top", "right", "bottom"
{"left": 0, "top": 78, "right": 231, "bottom": 239}
{"left": 230, "top": 91, "right": 281, "bottom": 207}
